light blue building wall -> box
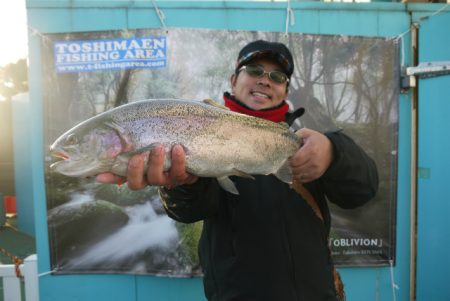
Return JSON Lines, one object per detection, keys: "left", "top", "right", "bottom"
{"left": 413, "top": 9, "right": 450, "bottom": 301}
{"left": 17, "top": 1, "right": 450, "bottom": 300}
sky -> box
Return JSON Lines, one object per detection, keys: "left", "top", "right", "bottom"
{"left": 0, "top": 1, "right": 28, "bottom": 67}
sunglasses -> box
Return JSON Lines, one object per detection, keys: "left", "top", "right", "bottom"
{"left": 239, "top": 64, "right": 289, "bottom": 84}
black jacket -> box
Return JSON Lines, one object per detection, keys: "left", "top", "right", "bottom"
{"left": 160, "top": 131, "right": 378, "bottom": 301}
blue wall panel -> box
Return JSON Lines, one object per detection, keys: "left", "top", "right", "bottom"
{"left": 40, "top": 274, "right": 137, "bottom": 300}
{"left": 12, "top": 93, "right": 36, "bottom": 236}
{"left": 136, "top": 276, "right": 205, "bottom": 300}
{"left": 22, "top": 1, "right": 428, "bottom": 300}
{"left": 416, "top": 11, "right": 450, "bottom": 301}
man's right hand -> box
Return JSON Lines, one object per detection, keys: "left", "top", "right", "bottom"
{"left": 96, "top": 144, "right": 198, "bottom": 190}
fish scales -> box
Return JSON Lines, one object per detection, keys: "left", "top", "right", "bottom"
{"left": 50, "top": 99, "right": 301, "bottom": 194}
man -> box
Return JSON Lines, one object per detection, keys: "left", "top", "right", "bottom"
{"left": 97, "top": 40, "right": 378, "bottom": 301}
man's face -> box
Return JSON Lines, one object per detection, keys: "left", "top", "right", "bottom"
{"left": 230, "top": 58, "right": 289, "bottom": 110}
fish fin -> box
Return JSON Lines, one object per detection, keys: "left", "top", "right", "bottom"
{"left": 122, "top": 142, "right": 163, "bottom": 157}
{"left": 110, "top": 155, "right": 129, "bottom": 176}
{"left": 203, "top": 99, "right": 230, "bottom": 110}
{"left": 114, "top": 143, "right": 164, "bottom": 175}
{"left": 105, "top": 121, "right": 134, "bottom": 152}
{"left": 217, "top": 176, "right": 239, "bottom": 195}
{"left": 121, "top": 143, "right": 177, "bottom": 172}
{"left": 136, "top": 143, "right": 161, "bottom": 153}
{"left": 232, "top": 168, "right": 255, "bottom": 180}
{"left": 273, "top": 159, "right": 293, "bottom": 184}
{"left": 129, "top": 143, "right": 188, "bottom": 157}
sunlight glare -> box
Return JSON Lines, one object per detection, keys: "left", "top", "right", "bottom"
{"left": 0, "top": 1, "right": 28, "bottom": 67}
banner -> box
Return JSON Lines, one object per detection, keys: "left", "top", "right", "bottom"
{"left": 42, "top": 28, "right": 399, "bottom": 275}
{"left": 53, "top": 36, "right": 167, "bottom": 73}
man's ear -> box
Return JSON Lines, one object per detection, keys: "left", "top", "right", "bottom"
{"left": 230, "top": 73, "right": 237, "bottom": 89}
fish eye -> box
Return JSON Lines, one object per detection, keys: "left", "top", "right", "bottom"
{"left": 65, "top": 133, "right": 78, "bottom": 145}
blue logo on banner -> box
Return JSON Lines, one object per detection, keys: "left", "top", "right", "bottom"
{"left": 54, "top": 36, "right": 167, "bottom": 73}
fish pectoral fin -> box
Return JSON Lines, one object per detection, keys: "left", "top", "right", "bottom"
{"left": 110, "top": 155, "right": 129, "bottom": 176}
{"left": 114, "top": 146, "right": 155, "bottom": 175}
{"left": 105, "top": 121, "right": 134, "bottom": 152}
{"left": 203, "top": 99, "right": 230, "bottom": 110}
{"left": 129, "top": 143, "right": 161, "bottom": 155}
{"left": 125, "top": 142, "right": 161, "bottom": 156}
{"left": 232, "top": 168, "right": 255, "bottom": 180}
{"left": 273, "top": 159, "right": 293, "bottom": 184}
{"left": 217, "top": 176, "right": 239, "bottom": 195}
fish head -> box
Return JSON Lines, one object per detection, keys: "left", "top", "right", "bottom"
{"left": 49, "top": 121, "right": 124, "bottom": 177}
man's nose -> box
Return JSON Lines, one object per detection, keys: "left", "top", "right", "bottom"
{"left": 257, "top": 73, "right": 271, "bottom": 86}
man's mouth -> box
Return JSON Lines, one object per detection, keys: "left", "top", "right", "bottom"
{"left": 251, "top": 91, "right": 271, "bottom": 99}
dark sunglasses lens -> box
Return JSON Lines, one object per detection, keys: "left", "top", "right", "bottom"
{"left": 269, "top": 71, "right": 287, "bottom": 83}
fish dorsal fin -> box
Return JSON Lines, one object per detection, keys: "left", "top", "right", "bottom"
{"left": 273, "top": 159, "right": 293, "bottom": 184}
{"left": 203, "top": 99, "right": 230, "bottom": 110}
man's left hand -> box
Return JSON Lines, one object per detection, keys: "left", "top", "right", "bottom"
{"left": 290, "top": 128, "right": 334, "bottom": 183}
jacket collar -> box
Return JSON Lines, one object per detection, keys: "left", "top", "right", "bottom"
{"left": 223, "top": 92, "right": 289, "bottom": 123}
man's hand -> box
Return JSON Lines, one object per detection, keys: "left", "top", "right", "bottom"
{"left": 290, "top": 128, "right": 334, "bottom": 183}
{"left": 96, "top": 144, "right": 198, "bottom": 190}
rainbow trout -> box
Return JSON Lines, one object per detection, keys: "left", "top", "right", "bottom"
{"left": 50, "top": 99, "right": 301, "bottom": 194}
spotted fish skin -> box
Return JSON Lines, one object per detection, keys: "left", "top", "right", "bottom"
{"left": 49, "top": 99, "right": 301, "bottom": 194}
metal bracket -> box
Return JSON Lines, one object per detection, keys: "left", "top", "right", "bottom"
{"left": 401, "top": 67, "right": 417, "bottom": 90}
{"left": 401, "top": 61, "right": 450, "bottom": 89}
{"left": 407, "top": 61, "right": 450, "bottom": 78}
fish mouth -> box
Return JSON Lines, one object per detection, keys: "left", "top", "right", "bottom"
{"left": 49, "top": 145, "right": 104, "bottom": 177}
{"left": 49, "top": 149, "right": 80, "bottom": 174}
{"left": 49, "top": 150, "right": 72, "bottom": 172}
{"left": 52, "top": 151, "right": 70, "bottom": 161}
{"left": 49, "top": 155, "right": 101, "bottom": 178}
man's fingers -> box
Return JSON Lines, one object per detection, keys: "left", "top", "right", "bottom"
{"left": 96, "top": 173, "right": 125, "bottom": 185}
{"left": 100, "top": 144, "right": 197, "bottom": 191}
{"left": 127, "top": 153, "right": 148, "bottom": 190}
{"left": 295, "top": 127, "right": 313, "bottom": 139}
{"left": 296, "top": 171, "right": 316, "bottom": 183}
{"left": 168, "top": 145, "right": 198, "bottom": 187}
{"left": 290, "top": 146, "right": 310, "bottom": 169}
{"left": 145, "top": 145, "right": 167, "bottom": 185}
{"left": 170, "top": 145, "right": 187, "bottom": 180}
